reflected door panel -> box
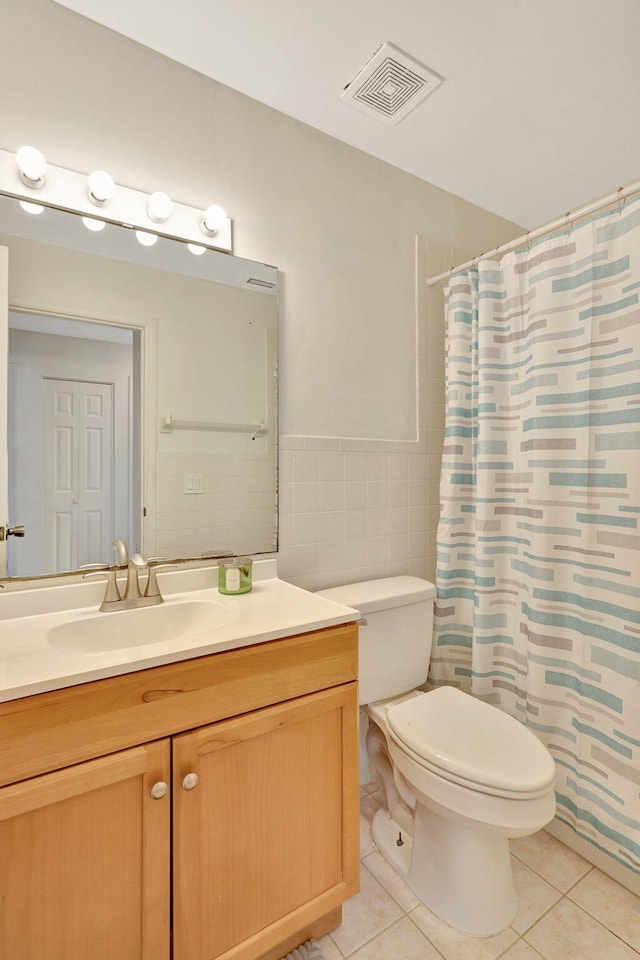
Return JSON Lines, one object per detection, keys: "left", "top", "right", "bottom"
{"left": 43, "top": 378, "right": 113, "bottom": 573}
{"left": 8, "top": 315, "right": 134, "bottom": 578}
{"left": 0, "top": 247, "right": 6, "bottom": 577}
{"left": 78, "top": 383, "right": 113, "bottom": 565}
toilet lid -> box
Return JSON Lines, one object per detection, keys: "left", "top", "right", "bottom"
{"left": 386, "top": 686, "right": 556, "bottom": 795}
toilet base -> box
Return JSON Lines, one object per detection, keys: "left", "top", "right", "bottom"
{"left": 371, "top": 803, "right": 518, "bottom": 937}
{"left": 371, "top": 806, "right": 413, "bottom": 879}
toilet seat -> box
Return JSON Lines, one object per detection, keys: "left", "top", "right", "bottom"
{"left": 385, "top": 686, "right": 556, "bottom": 799}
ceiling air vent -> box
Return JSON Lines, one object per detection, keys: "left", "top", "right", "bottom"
{"left": 341, "top": 42, "right": 442, "bottom": 125}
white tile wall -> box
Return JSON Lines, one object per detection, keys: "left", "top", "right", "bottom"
{"left": 277, "top": 243, "right": 446, "bottom": 591}
{"left": 277, "top": 434, "right": 440, "bottom": 590}
{"left": 156, "top": 451, "right": 276, "bottom": 559}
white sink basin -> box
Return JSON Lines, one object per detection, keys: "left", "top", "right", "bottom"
{"left": 48, "top": 600, "right": 231, "bottom": 654}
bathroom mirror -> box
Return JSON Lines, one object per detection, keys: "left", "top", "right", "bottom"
{"left": 0, "top": 193, "right": 278, "bottom": 579}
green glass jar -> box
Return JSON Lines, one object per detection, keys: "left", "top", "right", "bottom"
{"left": 218, "top": 557, "right": 253, "bottom": 595}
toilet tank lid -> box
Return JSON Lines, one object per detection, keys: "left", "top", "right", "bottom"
{"left": 316, "top": 576, "right": 435, "bottom": 614}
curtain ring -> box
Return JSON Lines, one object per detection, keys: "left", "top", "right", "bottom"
{"left": 564, "top": 211, "right": 573, "bottom": 237}
{"left": 526, "top": 231, "right": 532, "bottom": 253}
{"left": 617, "top": 186, "right": 626, "bottom": 215}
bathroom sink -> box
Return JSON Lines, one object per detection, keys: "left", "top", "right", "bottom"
{"left": 47, "top": 600, "right": 232, "bottom": 654}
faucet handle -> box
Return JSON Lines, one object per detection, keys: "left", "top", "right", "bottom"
{"left": 83, "top": 569, "right": 122, "bottom": 606}
{"left": 145, "top": 562, "right": 177, "bottom": 600}
{"left": 80, "top": 562, "right": 109, "bottom": 570}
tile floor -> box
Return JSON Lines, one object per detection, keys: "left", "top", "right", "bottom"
{"left": 315, "top": 783, "right": 640, "bottom": 960}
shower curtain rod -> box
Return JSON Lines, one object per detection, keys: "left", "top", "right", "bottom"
{"left": 426, "top": 177, "right": 640, "bottom": 287}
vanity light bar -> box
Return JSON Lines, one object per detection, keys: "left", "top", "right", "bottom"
{"left": 0, "top": 147, "right": 232, "bottom": 254}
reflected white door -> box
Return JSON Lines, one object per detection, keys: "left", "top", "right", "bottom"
{"left": 0, "top": 248, "right": 7, "bottom": 577}
{"left": 43, "top": 378, "right": 114, "bottom": 572}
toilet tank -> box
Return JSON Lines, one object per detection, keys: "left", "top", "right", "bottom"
{"left": 316, "top": 577, "right": 436, "bottom": 705}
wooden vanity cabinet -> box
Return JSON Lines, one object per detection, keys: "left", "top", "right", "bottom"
{"left": 0, "top": 740, "right": 171, "bottom": 960}
{"left": 174, "top": 684, "right": 357, "bottom": 960}
{"left": 0, "top": 623, "right": 359, "bottom": 960}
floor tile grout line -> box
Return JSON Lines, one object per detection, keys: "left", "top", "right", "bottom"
{"left": 332, "top": 914, "right": 408, "bottom": 959}
{"left": 403, "top": 909, "right": 450, "bottom": 960}
{"left": 495, "top": 935, "right": 531, "bottom": 960}
{"left": 606, "top": 925, "right": 640, "bottom": 957}
{"left": 363, "top": 821, "right": 567, "bottom": 952}
{"left": 335, "top": 853, "right": 406, "bottom": 958}
{"left": 561, "top": 872, "right": 640, "bottom": 952}
{"left": 510, "top": 848, "right": 593, "bottom": 897}
{"left": 562, "top": 864, "right": 593, "bottom": 896}
{"left": 357, "top": 850, "right": 453, "bottom": 959}
{"left": 366, "top": 859, "right": 528, "bottom": 960}
{"left": 513, "top": 861, "right": 640, "bottom": 948}
{"left": 360, "top": 851, "right": 419, "bottom": 914}
{"left": 359, "top": 802, "right": 640, "bottom": 958}
{"left": 518, "top": 895, "right": 640, "bottom": 959}
{"left": 345, "top": 864, "right": 640, "bottom": 959}
{"left": 513, "top": 892, "right": 568, "bottom": 942}
{"left": 555, "top": 894, "right": 640, "bottom": 957}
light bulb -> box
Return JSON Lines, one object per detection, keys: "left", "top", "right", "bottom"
{"left": 19, "top": 200, "right": 44, "bottom": 215}
{"left": 135, "top": 230, "right": 158, "bottom": 247}
{"left": 82, "top": 216, "right": 106, "bottom": 232}
{"left": 87, "top": 170, "right": 115, "bottom": 206}
{"left": 187, "top": 243, "right": 207, "bottom": 256}
{"left": 201, "top": 204, "right": 227, "bottom": 236}
{"left": 147, "top": 191, "right": 173, "bottom": 223}
{"left": 16, "top": 146, "right": 47, "bottom": 188}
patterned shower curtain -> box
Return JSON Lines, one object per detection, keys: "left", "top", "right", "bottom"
{"left": 430, "top": 195, "right": 640, "bottom": 876}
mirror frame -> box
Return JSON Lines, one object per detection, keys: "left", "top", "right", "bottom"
{"left": 0, "top": 190, "right": 278, "bottom": 583}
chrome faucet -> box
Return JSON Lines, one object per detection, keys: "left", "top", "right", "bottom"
{"left": 84, "top": 554, "right": 176, "bottom": 612}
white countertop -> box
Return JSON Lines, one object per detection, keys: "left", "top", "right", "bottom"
{"left": 0, "top": 560, "right": 358, "bottom": 703}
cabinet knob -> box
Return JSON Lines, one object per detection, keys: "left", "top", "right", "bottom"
{"left": 150, "top": 781, "right": 169, "bottom": 800}
{"left": 182, "top": 772, "right": 199, "bottom": 791}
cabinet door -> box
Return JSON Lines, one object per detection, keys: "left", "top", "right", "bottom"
{"left": 0, "top": 739, "right": 170, "bottom": 960}
{"left": 173, "top": 683, "right": 360, "bottom": 960}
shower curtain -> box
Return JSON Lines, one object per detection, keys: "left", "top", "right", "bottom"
{"left": 430, "top": 195, "right": 640, "bottom": 876}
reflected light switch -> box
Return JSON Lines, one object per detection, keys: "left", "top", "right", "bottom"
{"left": 184, "top": 474, "right": 204, "bottom": 494}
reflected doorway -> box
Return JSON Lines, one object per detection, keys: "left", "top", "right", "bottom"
{"left": 7, "top": 311, "right": 141, "bottom": 576}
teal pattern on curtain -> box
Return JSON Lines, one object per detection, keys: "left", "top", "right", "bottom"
{"left": 431, "top": 195, "right": 640, "bottom": 877}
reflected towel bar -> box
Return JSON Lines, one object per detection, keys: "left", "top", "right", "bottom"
{"left": 160, "top": 414, "right": 266, "bottom": 437}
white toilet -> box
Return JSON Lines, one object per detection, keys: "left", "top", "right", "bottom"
{"left": 317, "top": 576, "right": 556, "bottom": 937}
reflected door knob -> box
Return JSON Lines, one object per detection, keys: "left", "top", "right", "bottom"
{"left": 182, "top": 772, "right": 199, "bottom": 791}
{"left": 0, "top": 524, "right": 25, "bottom": 541}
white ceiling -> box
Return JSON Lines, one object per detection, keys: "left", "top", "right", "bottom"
{"left": 53, "top": 0, "right": 640, "bottom": 229}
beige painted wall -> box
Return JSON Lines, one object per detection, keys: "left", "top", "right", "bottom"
{"left": 0, "top": 0, "right": 524, "bottom": 587}
{"left": 0, "top": 0, "right": 520, "bottom": 443}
